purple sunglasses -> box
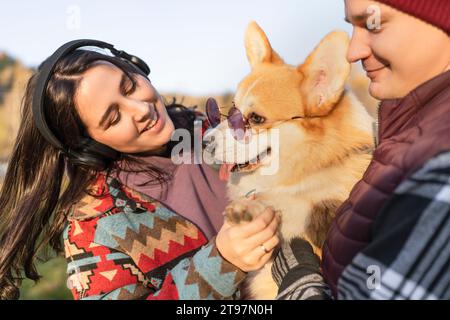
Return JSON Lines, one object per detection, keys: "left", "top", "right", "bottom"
{"left": 206, "top": 98, "right": 250, "bottom": 140}
{"left": 206, "top": 97, "right": 307, "bottom": 141}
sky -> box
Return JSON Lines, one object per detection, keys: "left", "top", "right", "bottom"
{"left": 0, "top": 0, "right": 352, "bottom": 95}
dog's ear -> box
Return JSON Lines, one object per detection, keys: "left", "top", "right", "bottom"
{"left": 245, "top": 21, "right": 284, "bottom": 68}
{"left": 298, "top": 31, "right": 350, "bottom": 116}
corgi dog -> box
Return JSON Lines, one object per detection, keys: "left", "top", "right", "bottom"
{"left": 203, "top": 21, "right": 374, "bottom": 300}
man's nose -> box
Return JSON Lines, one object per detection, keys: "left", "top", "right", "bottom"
{"left": 346, "top": 28, "right": 372, "bottom": 64}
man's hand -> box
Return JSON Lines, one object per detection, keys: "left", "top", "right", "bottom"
{"left": 272, "top": 237, "right": 320, "bottom": 286}
{"left": 271, "top": 237, "right": 331, "bottom": 300}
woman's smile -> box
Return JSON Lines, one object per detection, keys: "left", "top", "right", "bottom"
{"left": 141, "top": 106, "right": 165, "bottom": 134}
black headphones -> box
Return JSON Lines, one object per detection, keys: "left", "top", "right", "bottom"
{"left": 32, "top": 39, "right": 151, "bottom": 170}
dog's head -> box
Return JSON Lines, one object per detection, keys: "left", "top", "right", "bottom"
{"left": 205, "top": 22, "right": 370, "bottom": 188}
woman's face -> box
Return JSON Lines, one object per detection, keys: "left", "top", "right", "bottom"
{"left": 75, "top": 61, "right": 175, "bottom": 153}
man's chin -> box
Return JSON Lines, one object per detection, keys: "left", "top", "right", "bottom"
{"left": 368, "top": 82, "right": 384, "bottom": 100}
{"left": 368, "top": 81, "right": 398, "bottom": 100}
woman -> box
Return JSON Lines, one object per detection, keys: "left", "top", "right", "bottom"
{"left": 0, "top": 41, "right": 280, "bottom": 300}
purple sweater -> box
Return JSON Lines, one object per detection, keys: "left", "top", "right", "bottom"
{"left": 112, "top": 155, "right": 229, "bottom": 240}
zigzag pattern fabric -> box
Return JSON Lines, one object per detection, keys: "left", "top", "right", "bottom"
{"left": 64, "top": 174, "right": 245, "bottom": 300}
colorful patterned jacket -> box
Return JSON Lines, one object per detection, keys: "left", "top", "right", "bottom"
{"left": 63, "top": 173, "right": 245, "bottom": 300}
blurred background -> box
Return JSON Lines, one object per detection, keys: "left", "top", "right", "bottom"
{"left": 0, "top": 0, "right": 377, "bottom": 299}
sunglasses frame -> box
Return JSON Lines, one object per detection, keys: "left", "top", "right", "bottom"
{"left": 206, "top": 98, "right": 324, "bottom": 142}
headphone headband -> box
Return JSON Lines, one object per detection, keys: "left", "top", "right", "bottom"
{"left": 32, "top": 39, "right": 150, "bottom": 165}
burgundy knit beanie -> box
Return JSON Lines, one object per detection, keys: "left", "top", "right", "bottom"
{"left": 375, "top": 0, "right": 450, "bottom": 33}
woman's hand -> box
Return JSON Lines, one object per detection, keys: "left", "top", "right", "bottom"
{"left": 215, "top": 206, "right": 280, "bottom": 272}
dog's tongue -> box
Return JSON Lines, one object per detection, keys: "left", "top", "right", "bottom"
{"left": 219, "top": 163, "right": 235, "bottom": 181}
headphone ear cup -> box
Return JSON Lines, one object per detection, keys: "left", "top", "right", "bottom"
{"left": 67, "top": 150, "right": 107, "bottom": 171}
{"left": 66, "top": 137, "right": 120, "bottom": 171}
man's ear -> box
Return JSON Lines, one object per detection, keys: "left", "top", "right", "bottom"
{"left": 245, "top": 21, "right": 284, "bottom": 69}
{"left": 299, "top": 31, "right": 351, "bottom": 116}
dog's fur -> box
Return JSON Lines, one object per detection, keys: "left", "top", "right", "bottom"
{"left": 204, "top": 22, "right": 374, "bottom": 299}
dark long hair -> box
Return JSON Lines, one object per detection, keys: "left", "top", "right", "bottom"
{"left": 0, "top": 49, "right": 198, "bottom": 299}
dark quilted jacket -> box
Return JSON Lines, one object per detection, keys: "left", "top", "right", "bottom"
{"left": 322, "top": 70, "right": 450, "bottom": 297}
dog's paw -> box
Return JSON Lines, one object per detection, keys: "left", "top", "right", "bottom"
{"left": 224, "top": 198, "right": 267, "bottom": 224}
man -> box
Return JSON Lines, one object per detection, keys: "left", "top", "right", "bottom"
{"left": 272, "top": 0, "right": 450, "bottom": 299}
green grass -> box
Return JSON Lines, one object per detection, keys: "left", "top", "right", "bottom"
{"left": 20, "top": 256, "right": 72, "bottom": 300}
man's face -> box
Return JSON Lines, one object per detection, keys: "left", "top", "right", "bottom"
{"left": 344, "top": 0, "right": 450, "bottom": 100}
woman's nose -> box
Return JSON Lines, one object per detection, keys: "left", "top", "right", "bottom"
{"left": 124, "top": 98, "right": 152, "bottom": 122}
{"left": 347, "top": 28, "right": 372, "bottom": 64}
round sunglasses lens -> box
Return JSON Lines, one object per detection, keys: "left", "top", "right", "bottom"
{"left": 228, "top": 107, "right": 247, "bottom": 140}
{"left": 206, "top": 98, "right": 221, "bottom": 127}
